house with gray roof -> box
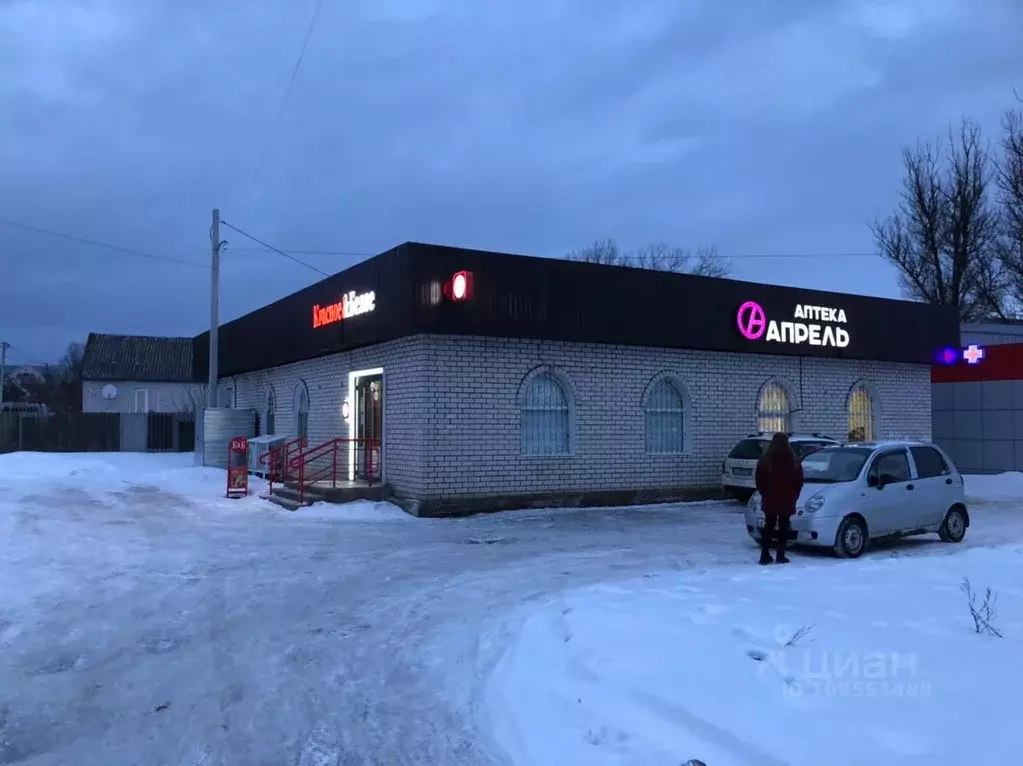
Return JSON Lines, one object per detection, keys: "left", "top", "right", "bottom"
{"left": 80, "top": 333, "right": 205, "bottom": 415}
{"left": 80, "top": 333, "right": 212, "bottom": 452}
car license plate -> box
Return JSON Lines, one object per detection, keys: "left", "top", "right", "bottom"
{"left": 733, "top": 467, "right": 752, "bottom": 477}
{"left": 756, "top": 517, "right": 766, "bottom": 528}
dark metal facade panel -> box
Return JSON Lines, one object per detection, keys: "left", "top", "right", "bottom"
{"left": 403, "top": 242, "right": 959, "bottom": 364}
{"left": 194, "top": 245, "right": 416, "bottom": 378}
{"left": 196, "top": 241, "right": 959, "bottom": 379}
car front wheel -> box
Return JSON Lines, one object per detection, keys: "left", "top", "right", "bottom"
{"left": 938, "top": 506, "right": 967, "bottom": 543}
{"left": 834, "top": 516, "right": 867, "bottom": 558}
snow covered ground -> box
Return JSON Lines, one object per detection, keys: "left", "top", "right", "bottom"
{"left": 488, "top": 473, "right": 1023, "bottom": 766}
{"left": 0, "top": 451, "right": 1020, "bottom": 765}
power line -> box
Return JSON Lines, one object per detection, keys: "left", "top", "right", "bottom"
{"left": 220, "top": 220, "right": 331, "bottom": 277}
{"left": 238, "top": 0, "right": 326, "bottom": 208}
{"left": 227, "top": 246, "right": 883, "bottom": 261}
{"left": 0, "top": 219, "right": 209, "bottom": 269}
{"left": 593, "top": 251, "right": 883, "bottom": 261}
{"left": 1, "top": 343, "right": 54, "bottom": 368}
{"left": 229, "top": 247, "right": 376, "bottom": 258}
{"left": 1, "top": 214, "right": 885, "bottom": 269}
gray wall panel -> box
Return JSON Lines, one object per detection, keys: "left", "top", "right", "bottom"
{"left": 954, "top": 439, "right": 984, "bottom": 471}
{"left": 982, "top": 410, "right": 1015, "bottom": 440}
{"left": 983, "top": 440, "right": 1015, "bottom": 472}
{"left": 952, "top": 409, "right": 983, "bottom": 440}
{"left": 931, "top": 383, "right": 955, "bottom": 411}
{"left": 982, "top": 380, "right": 1015, "bottom": 409}
{"left": 952, "top": 382, "right": 984, "bottom": 410}
{"left": 933, "top": 379, "right": 1023, "bottom": 473}
{"left": 931, "top": 410, "right": 955, "bottom": 439}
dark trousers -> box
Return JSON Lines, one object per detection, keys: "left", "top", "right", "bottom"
{"left": 761, "top": 513, "right": 791, "bottom": 553}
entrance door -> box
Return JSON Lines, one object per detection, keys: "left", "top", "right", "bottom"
{"left": 354, "top": 373, "right": 383, "bottom": 481}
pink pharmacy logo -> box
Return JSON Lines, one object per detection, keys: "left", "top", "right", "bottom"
{"left": 737, "top": 300, "right": 851, "bottom": 348}
{"left": 737, "top": 301, "right": 767, "bottom": 340}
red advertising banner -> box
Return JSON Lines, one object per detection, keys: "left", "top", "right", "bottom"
{"left": 226, "top": 436, "right": 249, "bottom": 499}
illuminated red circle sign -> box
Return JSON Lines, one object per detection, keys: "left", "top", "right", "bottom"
{"left": 453, "top": 273, "right": 467, "bottom": 300}
{"left": 737, "top": 301, "right": 767, "bottom": 340}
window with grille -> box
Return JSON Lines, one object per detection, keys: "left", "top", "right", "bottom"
{"left": 521, "top": 372, "right": 570, "bottom": 455}
{"left": 264, "top": 388, "right": 276, "bottom": 436}
{"left": 848, "top": 383, "right": 875, "bottom": 442}
{"left": 757, "top": 382, "right": 790, "bottom": 433}
{"left": 645, "top": 378, "right": 686, "bottom": 453}
{"left": 294, "top": 381, "right": 310, "bottom": 441}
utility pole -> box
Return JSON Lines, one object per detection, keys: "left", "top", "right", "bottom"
{"left": 208, "top": 209, "right": 224, "bottom": 408}
{"left": 0, "top": 341, "right": 8, "bottom": 410}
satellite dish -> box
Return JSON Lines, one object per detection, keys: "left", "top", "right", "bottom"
{"left": 101, "top": 384, "right": 118, "bottom": 399}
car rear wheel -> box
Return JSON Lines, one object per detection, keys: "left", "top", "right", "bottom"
{"left": 938, "top": 506, "right": 967, "bottom": 543}
{"left": 834, "top": 516, "right": 867, "bottom": 559}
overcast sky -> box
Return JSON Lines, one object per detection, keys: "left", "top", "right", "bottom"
{"left": 1, "top": 0, "right": 1022, "bottom": 365}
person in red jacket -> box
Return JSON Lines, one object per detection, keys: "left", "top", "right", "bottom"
{"left": 754, "top": 432, "right": 804, "bottom": 564}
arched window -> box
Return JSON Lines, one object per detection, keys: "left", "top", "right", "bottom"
{"left": 521, "top": 371, "right": 570, "bottom": 455}
{"left": 757, "top": 381, "right": 791, "bottom": 433}
{"left": 263, "top": 386, "right": 276, "bottom": 436}
{"left": 645, "top": 377, "right": 686, "bottom": 454}
{"left": 848, "top": 382, "right": 875, "bottom": 442}
{"left": 293, "top": 380, "right": 310, "bottom": 442}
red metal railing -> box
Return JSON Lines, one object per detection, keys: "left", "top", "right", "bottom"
{"left": 261, "top": 437, "right": 306, "bottom": 495}
{"left": 285, "top": 437, "right": 381, "bottom": 504}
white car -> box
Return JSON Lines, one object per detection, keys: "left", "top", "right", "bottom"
{"left": 744, "top": 440, "right": 970, "bottom": 558}
{"left": 722, "top": 432, "right": 839, "bottom": 502}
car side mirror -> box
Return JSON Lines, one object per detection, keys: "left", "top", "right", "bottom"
{"left": 867, "top": 473, "right": 881, "bottom": 489}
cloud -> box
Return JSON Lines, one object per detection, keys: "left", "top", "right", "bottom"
{"left": 0, "top": 0, "right": 1021, "bottom": 361}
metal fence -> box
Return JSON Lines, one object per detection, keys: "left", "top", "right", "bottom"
{"left": 0, "top": 411, "right": 195, "bottom": 454}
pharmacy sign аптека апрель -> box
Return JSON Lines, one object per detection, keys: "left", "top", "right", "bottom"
{"left": 737, "top": 301, "right": 850, "bottom": 348}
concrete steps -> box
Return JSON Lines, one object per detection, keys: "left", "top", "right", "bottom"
{"left": 265, "top": 480, "right": 389, "bottom": 512}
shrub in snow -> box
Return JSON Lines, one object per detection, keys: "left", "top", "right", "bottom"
{"left": 961, "top": 577, "right": 1003, "bottom": 638}
{"left": 784, "top": 624, "right": 815, "bottom": 647}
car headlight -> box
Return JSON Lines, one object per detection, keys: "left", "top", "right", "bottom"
{"left": 748, "top": 493, "right": 761, "bottom": 511}
{"left": 804, "top": 493, "right": 826, "bottom": 513}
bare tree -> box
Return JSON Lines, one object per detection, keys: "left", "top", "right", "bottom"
{"left": 59, "top": 341, "right": 85, "bottom": 382}
{"left": 997, "top": 107, "right": 1023, "bottom": 307}
{"left": 872, "top": 119, "right": 1007, "bottom": 321}
{"left": 174, "top": 384, "right": 209, "bottom": 414}
{"left": 566, "top": 238, "right": 623, "bottom": 266}
{"left": 18, "top": 340, "right": 86, "bottom": 412}
{"left": 566, "top": 238, "right": 732, "bottom": 277}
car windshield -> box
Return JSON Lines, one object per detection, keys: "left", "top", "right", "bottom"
{"left": 728, "top": 439, "right": 768, "bottom": 460}
{"left": 801, "top": 446, "right": 873, "bottom": 483}
{"left": 792, "top": 441, "right": 833, "bottom": 458}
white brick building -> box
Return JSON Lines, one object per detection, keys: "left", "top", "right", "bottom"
{"left": 195, "top": 243, "right": 959, "bottom": 516}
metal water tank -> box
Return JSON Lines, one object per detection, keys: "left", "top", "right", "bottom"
{"left": 202, "top": 408, "right": 257, "bottom": 469}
